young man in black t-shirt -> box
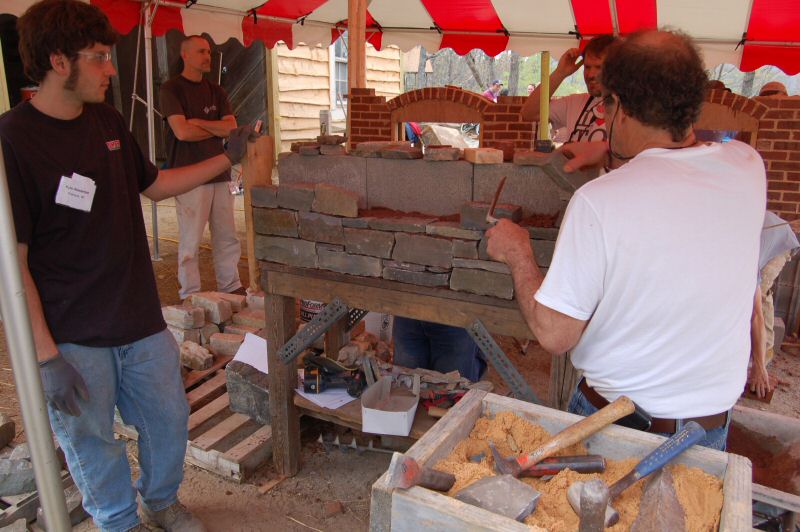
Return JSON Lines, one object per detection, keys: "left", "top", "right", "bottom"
{"left": 0, "top": 2, "right": 253, "bottom": 531}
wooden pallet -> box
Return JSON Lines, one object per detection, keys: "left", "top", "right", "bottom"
{"left": 116, "top": 355, "right": 273, "bottom": 483}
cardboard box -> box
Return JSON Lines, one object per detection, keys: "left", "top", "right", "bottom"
{"left": 361, "top": 376, "right": 419, "bottom": 436}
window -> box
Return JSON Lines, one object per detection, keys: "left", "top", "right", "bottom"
{"left": 332, "top": 31, "right": 348, "bottom": 108}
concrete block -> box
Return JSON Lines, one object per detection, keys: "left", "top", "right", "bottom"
{"left": 453, "top": 239, "right": 479, "bottom": 259}
{"left": 187, "top": 293, "right": 233, "bottom": 324}
{"left": 233, "top": 308, "right": 266, "bottom": 329}
{"left": 452, "top": 258, "right": 510, "bottom": 274}
{"left": 450, "top": 268, "right": 514, "bottom": 300}
{"left": 424, "top": 147, "right": 462, "bottom": 161}
{"left": 380, "top": 146, "right": 423, "bottom": 159}
{"left": 180, "top": 341, "right": 213, "bottom": 370}
{"left": 532, "top": 239, "right": 556, "bottom": 267}
{"left": 276, "top": 153, "right": 368, "bottom": 208}
{"left": 200, "top": 323, "right": 219, "bottom": 347}
{"left": 225, "top": 323, "right": 260, "bottom": 336}
{"left": 383, "top": 260, "right": 426, "bottom": 272}
{"left": 246, "top": 291, "right": 265, "bottom": 310}
{"left": 0, "top": 459, "right": 35, "bottom": 496}
{"left": 461, "top": 201, "right": 523, "bottom": 230}
{"left": 473, "top": 163, "right": 565, "bottom": 217}
{"left": 319, "top": 145, "right": 346, "bottom": 156}
{"left": 251, "top": 185, "right": 279, "bottom": 208}
{"left": 0, "top": 414, "right": 15, "bottom": 449}
{"left": 168, "top": 325, "right": 201, "bottom": 345}
{"left": 393, "top": 233, "right": 453, "bottom": 268}
{"left": 277, "top": 183, "right": 315, "bottom": 211}
{"left": 344, "top": 228, "right": 394, "bottom": 258}
{"left": 298, "top": 212, "right": 344, "bottom": 245}
{"left": 540, "top": 150, "right": 599, "bottom": 194}
{"left": 426, "top": 221, "right": 482, "bottom": 240}
{"left": 254, "top": 235, "right": 318, "bottom": 268}
{"left": 317, "top": 134, "right": 347, "bottom": 145}
{"left": 464, "top": 148, "right": 503, "bottom": 164}
{"left": 526, "top": 226, "right": 559, "bottom": 241}
{"left": 215, "top": 292, "right": 247, "bottom": 312}
{"left": 383, "top": 267, "right": 449, "bottom": 287}
{"left": 299, "top": 145, "right": 320, "bottom": 156}
{"left": 367, "top": 216, "right": 435, "bottom": 233}
{"left": 317, "top": 247, "right": 383, "bottom": 277}
{"left": 226, "top": 360, "right": 270, "bottom": 425}
{"left": 210, "top": 333, "right": 245, "bottom": 357}
{"left": 312, "top": 183, "right": 359, "bottom": 218}
{"left": 253, "top": 208, "right": 298, "bottom": 237}
{"left": 366, "top": 159, "right": 472, "bottom": 216}
{"left": 162, "top": 305, "right": 205, "bottom": 329}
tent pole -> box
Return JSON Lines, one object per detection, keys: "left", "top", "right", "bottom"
{"left": 538, "top": 51, "right": 551, "bottom": 142}
{"left": 0, "top": 154, "right": 70, "bottom": 531}
{"left": 346, "top": 0, "right": 366, "bottom": 144}
{"left": 144, "top": 4, "right": 161, "bottom": 261}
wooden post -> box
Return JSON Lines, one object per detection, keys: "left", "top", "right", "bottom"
{"left": 325, "top": 314, "right": 350, "bottom": 359}
{"left": 265, "top": 45, "right": 281, "bottom": 164}
{"left": 347, "top": 0, "right": 367, "bottom": 90}
{"left": 0, "top": 39, "right": 9, "bottom": 114}
{"left": 266, "top": 293, "right": 300, "bottom": 476}
{"left": 538, "top": 51, "right": 550, "bottom": 141}
{"left": 241, "top": 136, "right": 275, "bottom": 292}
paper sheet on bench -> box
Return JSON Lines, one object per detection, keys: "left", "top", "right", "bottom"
{"left": 232, "top": 333, "right": 268, "bottom": 374}
{"left": 296, "top": 388, "right": 357, "bottom": 410}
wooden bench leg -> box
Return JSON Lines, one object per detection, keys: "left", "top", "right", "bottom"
{"left": 325, "top": 314, "right": 349, "bottom": 359}
{"left": 266, "top": 293, "right": 300, "bottom": 476}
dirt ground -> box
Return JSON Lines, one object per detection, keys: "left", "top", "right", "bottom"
{"left": 1, "top": 196, "right": 799, "bottom": 530}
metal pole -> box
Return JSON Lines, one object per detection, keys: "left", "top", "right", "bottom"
{"left": 538, "top": 51, "right": 550, "bottom": 141}
{"left": 144, "top": 3, "right": 161, "bottom": 260}
{"left": 0, "top": 150, "right": 70, "bottom": 530}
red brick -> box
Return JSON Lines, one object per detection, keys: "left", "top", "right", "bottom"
{"left": 791, "top": 152, "right": 800, "bottom": 161}
{"left": 772, "top": 161, "right": 800, "bottom": 171}
{"left": 767, "top": 201, "right": 798, "bottom": 212}
{"left": 776, "top": 120, "right": 800, "bottom": 129}
{"left": 765, "top": 109, "right": 795, "bottom": 119}
{"left": 754, "top": 106, "right": 769, "bottom": 119}
{"left": 760, "top": 130, "right": 792, "bottom": 140}
{"left": 483, "top": 122, "right": 507, "bottom": 131}
{"left": 494, "top": 131, "right": 520, "bottom": 140}
{"left": 493, "top": 113, "right": 521, "bottom": 122}
{"left": 794, "top": 132, "right": 800, "bottom": 140}
{"left": 732, "top": 97, "right": 746, "bottom": 112}
{"left": 757, "top": 140, "right": 773, "bottom": 150}
{"left": 350, "top": 88, "right": 375, "bottom": 96}
{"left": 709, "top": 90, "right": 724, "bottom": 104}
{"left": 773, "top": 141, "right": 800, "bottom": 151}
{"left": 779, "top": 98, "right": 800, "bottom": 109}
{"left": 770, "top": 181, "right": 797, "bottom": 191}
{"left": 761, "top": 151, "right": 789, "bottom": 160}
{"left": 768, "top": 191, "right": 782, "bottom": 200}
{"left": 509, "top": 123, "right": 535, "bottom": 132}
{"left": 742, "top": 100, "right": 757, "bottom": 115}
{"left": 786, "top": 172, "right": 800, "bottom": 182}
{"left": 782, "top": 192, "right": 800, "bottom": 202}
{"left": 767, "top": 170, "right": 786, "bottom": 180}
{"left": 759, "top": 120, "right": 776, "bottom": 130}
{"left": 492, "top": 105, "right": 509, "bottom": 114}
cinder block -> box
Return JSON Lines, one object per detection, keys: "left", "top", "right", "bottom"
{"left": 452, "top": 258, "right": 510, "bottom": 274}
{"left": 426, "top": 221, "right": 482, "bottom": 240}
{"left": 209, "top": 332, "right": 245, "bottom": 357}
{"left": 277, "top": 183, "right": 315, "bottom": 211}
{"left": 168, "top": 325, "right": 201, "bottom": 344}
{"left": 254, "top": 235, "right": 318, "bottom": 268}
{"left": 540, "top": 151, "right": 599, "bottom": 194}
{"left": 393, "top": 233, "right": 453, "bottom": 268}
{"left": 532, "top": 239, "right": 556, "bottom": 267}
{"left": 226, "top": 360, "right": 270, "bottom": 425}
{"left": 162, "top": 305, "right": 205, "bottom": 329}
{"left": 461, "top": 202, "right": 522, "bottom": 230}
{"left": 318, "top": 247, "right": 383, "bottom": 277}
{"left": 473, "top": 163, "right": 565, "bottom": 217}
{"left": 253, "top": 208, "right": 298, "bottom": 237}
{"left": 383, "top": 267, "right": 450, "bottom": 287}
{"left": 366, "top": 159, "right": 472, "bottom": 216}
{"left": 453, "top": 240, "right": 479, "bottom": 259}
{"left": 277, "top": 153, "right": 367, "bottom": 208}
{"left": 312, "top": 183, "right": 359, "bottom": 218}
{"left": 464, "top": 148, "right": 503, "bottom": 164}
{"left": 298, "top": 211, "right": 344, "bottom": 244}
{"left": 180, "top": 341, "right": 213, "bottom": 370}
{"left": 187, "top": 293, "right": 233, "bottom": 324}
{"left": 251, "top": 185, "right": 279, "bottom": 208}
{"left": 344, "top": 228, "right": 395, "bottom": 258}
{"left": 277, "top": 151, "right": 306, "bottom": 182}
{"left": 367, "top": 216, "right": 435, "bottom": 233}
{"left": 232, "top": 308, "right": 266, "bottom": 329}
{"left": 320, "top": 144, "right": 346, "bottom": 155}
{"left": 450, "top": 268, "right": 514, "bottom": 300}
{"left": 225, "top": 323, "right": 260, "bottom": 336}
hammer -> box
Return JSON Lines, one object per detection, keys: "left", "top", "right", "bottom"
{"left": 385, "top": 452, "right": 455, "bottom": 491}
{"left": 491, "top": 396, "right": 635, "bottom": 477}
{"left": 567, "top": 421, "right": 706, "bottom": 528}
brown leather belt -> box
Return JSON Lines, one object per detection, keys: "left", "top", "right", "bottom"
{"left": 578, "top": 378, "right": 728, "bottom": 434}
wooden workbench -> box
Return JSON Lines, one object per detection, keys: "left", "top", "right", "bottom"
{"left": 259, "top": 261, "right": 535, "bottom": 476}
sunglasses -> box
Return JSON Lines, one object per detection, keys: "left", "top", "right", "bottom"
{"left": 76, "top": 51, "right": 113, "bottom": 65}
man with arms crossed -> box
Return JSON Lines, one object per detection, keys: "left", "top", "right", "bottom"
{"left": 488, "top": 30, "right": 765, "bottom": 450}
{"left": 1, "top": 1, "right": 254, "bottom": 530}
{"left": 160, "top": 35, "right": 243, "bottom": 300}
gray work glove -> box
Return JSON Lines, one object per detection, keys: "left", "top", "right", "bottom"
{"left": 224, "top": 125, "right": 259, "bottom": 165}
{"left": 39, "top": 353, "right": 89, "bottom": 417}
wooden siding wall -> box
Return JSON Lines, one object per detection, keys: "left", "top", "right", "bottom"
{"left": 276, "top": 43, "right": 401, "bottom": 152}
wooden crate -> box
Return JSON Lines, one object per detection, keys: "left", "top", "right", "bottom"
{"left": 369, "top": 389, "right": 751, "bottom": 532}
{"left": 115, "top": 356, "right": 273, "bottom": 483}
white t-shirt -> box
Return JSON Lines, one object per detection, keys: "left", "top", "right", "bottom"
{"left": 535, "top": 141, "right": 766, "bottom": 418}
{"left": 550, "top": 94, "right": 607, "bottom": 144}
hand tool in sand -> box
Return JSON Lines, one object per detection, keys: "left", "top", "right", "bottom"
{"left": 567, "top": 421, "right": 706, "bottom": 529}
{"left": 491, "top": 396, "right": 635, "bottom": 477}
{"left": 518, "top": 455, "right": 606, "bottom": 477}
{"left": 630, "top": 467, "right": 687, "bottom": 532}
{"left": 485, "top": 176, "right": 507, "bottom": 224}
{"left": 454, "top": 474, "right": 541, "bottom": 521}
{"left": 385, "top": 452, "right": 455, "bottom": 491}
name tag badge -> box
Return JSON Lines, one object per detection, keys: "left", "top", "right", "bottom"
{"left": 55, "top": 173, "right": 96, "bottom": 212}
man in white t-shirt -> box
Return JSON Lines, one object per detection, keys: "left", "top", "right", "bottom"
{"left": 521, "top": 35, "right": 616, "bottom": 143}
{"left": 487, "top": 30, "right": 766, "bottom": 450}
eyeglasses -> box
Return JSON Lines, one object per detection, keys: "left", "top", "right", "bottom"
{"left": 76, "top": 51, "right": 113, "bottom": 65}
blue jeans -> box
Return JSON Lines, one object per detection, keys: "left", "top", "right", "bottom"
{"left": 49, "top": 329, "right": 189, "bottom": 532}
{"left": 567, "top": 386, "right": 731, "bottom": 451}
{"left": 392, "top": 317, "right": 485, "bottom": 382}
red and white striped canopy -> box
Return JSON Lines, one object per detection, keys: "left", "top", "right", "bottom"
{"left": 4, "top": 0, "right": 800, "bottom": 74}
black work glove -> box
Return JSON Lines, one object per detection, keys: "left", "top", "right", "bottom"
{"left": 224, "top": 125, "right": 259, "bottom": 165}
{"left": 39, "top": 353, "right": 89, "bottom": 417}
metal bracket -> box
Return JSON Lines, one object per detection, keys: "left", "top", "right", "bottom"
{"left": 467, "top": 319, "right": 540, "bottom": 404}
{"left": 347, "top": 308, "right": 370, "bottom": 332}
{"left": 278, "top": 298, "right": 349, "bottom": 364}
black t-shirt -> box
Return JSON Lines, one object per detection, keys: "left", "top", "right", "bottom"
{"left": 0, "top": 101, "right": 166, "bottom": 347}
{"left": 159, "top": 76, "right": 232, "bottom": 184}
